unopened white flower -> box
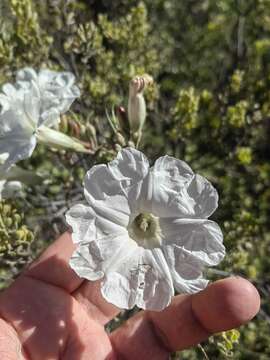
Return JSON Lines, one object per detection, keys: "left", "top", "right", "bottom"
{"left": 128, "top": 74, "right": 153, "bottom": 134}
{"left": 66, "top": 148, "right": 225, "bottom": 311}
{"left": 0, "top": 69, "right": 87, "bottom": 170}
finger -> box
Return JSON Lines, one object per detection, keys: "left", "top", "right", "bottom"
{"left": 24, "top": 232, "right": 83, "bottom": 293}
{"left": 0, "top": 319, "right": 28, "bottom": 360}
{"left": 24, "top": 231, "right": 120, "bottom": 324}
{"left": 110, "top": 277, "right": 260, "bottom": 359}
{"left": 72, "top": 280, "right": 120, "bottom": 325}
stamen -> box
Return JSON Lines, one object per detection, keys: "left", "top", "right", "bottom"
{"left": 129, "top": 212, "right": 163, "bottom": 249}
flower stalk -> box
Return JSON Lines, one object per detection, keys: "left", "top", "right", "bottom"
{"left": 36, "top": 126, "right": 92, "bottom": 153}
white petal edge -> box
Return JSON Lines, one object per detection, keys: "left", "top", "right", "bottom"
{"left": 154, "top": 155, "right": 194, "bottom": 179}
{"left": 66, "top": 203, "right": 127, "bottom": 244}
{"left": 186, "top": 174, "right": 219, "bottom": 218}
{"left": 70, "top": 233, "right": 135, "bottom": 281}
{"left": 163, "top": 245, "right": 209, "bottom": 294}
{"left": 101, "top": 247, "right": 174, "bottom": 311}
{"left": 108, "top": 147, "right": 149, "bottom": 184}
{"left": 0, "top": 133, "right": 37, "bottom": 170}
{"left": 140, "top": 155, "right": 194, "bottom": 217}
{"left": 108, "top": 147, "right": 150, "bottom": 213}
{"left": 160, "top": 218, "right": 225, "bottom": 266}
{"left": 84, "top": 164, "right": 131, "bottom": 229}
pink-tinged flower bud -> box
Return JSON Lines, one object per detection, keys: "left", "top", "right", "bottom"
{"left": 116, "top": 106, "right": 129, "bottom": 135}
{"left": 128, "top": 74, "right": 153, "bottom": 134}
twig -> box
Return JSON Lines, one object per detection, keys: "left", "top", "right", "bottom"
{"left": 198, "top": 344, "right": 210, "bottom": 360}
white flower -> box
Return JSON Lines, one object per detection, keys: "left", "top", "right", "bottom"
{"left": 0, "top": 69, "right": 87, "bottom": 170}
{"left": 66, "top": 148, "right": 225, "bottom": 311}
{"left": 15, "top": 68, "right": 80, "bottom": 116}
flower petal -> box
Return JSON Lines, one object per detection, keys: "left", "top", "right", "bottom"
{"left": 66, "top": 203, "right": 127, "bottom": 244}
{"left": 84, "top": 164, "right": 131, "bottom": 228}
{"left": 160, "top": 218, "right": 225, "bottom": 266}
{"left": 0, "top": 94, "right": 11, "bottom": 114}
{"left": 0, "top": 131, "right": 36, "bottom": 170}
{"left": 154, "top": 155, "right": 194, "bottom": 178}
{"left": 101, "top": 247, "right": 174, "bottom": 311}
{"left": 16, "top": 68, "right": 38, "bottom": 84}
{"left": 38, "top": 70, "right": 75, "bottom": 89}
{"left": 109, "top": 147, "right": 149, "bottom": 183}
{"left": 0, "top": 82, "right": 42, "bottom": 169}
{"left": 39, "top": 108, "right": 60, "bottom": 128}
{"left": 66, "top": 204, "right": 96, "bottom": 244}
{"left": 140, "top": 155, "right": 194, "bottom": 217}
{"left": 0, "top": 85, "right": 39, "bottom": 132}
{"left": 38, "top": 70, "right": 80, "bottom": 114}
{"left": 186, "top": 174, "right": 218, "bottom": 218}
{"left": 162, "top": 244, "right": 209, "bottom": 294}
{"left": 140, "top": 155, "right": 218, "bottom": 219}
{"left": 70, "top": 233, "right": 134, "bottom": 281}
{"left": 174, "top": 275, "right": 208, "bottom": 294}
{"left": 2, "top": 83, "right": 19, "bottom": 98}
{"left": 108, "top": 147, "right": 149, "bottom": 211}
{"left": 17, "top": 68, "right": 80, "bottom": 125}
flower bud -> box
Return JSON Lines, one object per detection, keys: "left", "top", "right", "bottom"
{"left": 86, "top": 123, "right": 97, "bottom": 139}
{"left": 128, "top": 74, "right": 153, "bottom": 134}
{"left": 116, "top": 106, "right": 129, "bottom": 135}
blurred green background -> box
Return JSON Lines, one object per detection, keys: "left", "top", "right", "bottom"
{"left": 0, "top": 0, "right": 270, "bottom": 358}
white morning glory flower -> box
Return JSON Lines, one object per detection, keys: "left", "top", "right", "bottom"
{"left": 15, "top": 68, "right": 80, "bottom": 117}
{"left": 66, "top": 148, "right": 225, "bottom": 311}
{"left": 0, "top": 69, "right": 88, "bottom": 170}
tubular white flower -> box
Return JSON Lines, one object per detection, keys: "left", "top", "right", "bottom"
{"left": 0, "top": 68, "right": 85, "bottom": 170}
{"left": 66, "top": 148, "right": 225, "bottom": 311}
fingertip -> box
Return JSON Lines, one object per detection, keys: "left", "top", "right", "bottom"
{"left": 25, "top": 232, "right": 82, "bottom": 293}
{"left": 192, "top": 277, "right": 261, "bottom": 333}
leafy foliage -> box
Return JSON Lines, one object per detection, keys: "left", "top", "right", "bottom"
{"left": 0, "top": 201, "right": 34, "bottom": 289}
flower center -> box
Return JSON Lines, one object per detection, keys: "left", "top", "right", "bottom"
{"left": 128, "top": 212, "right": 163, "bottom": 249}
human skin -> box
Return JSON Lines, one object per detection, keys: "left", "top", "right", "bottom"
{"left": 0, "top": 232, "right": 260, "bottom": 359}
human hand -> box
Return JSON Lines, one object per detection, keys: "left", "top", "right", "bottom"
{"left": 0, "top": 232, "right": 260, "bottom": 360}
